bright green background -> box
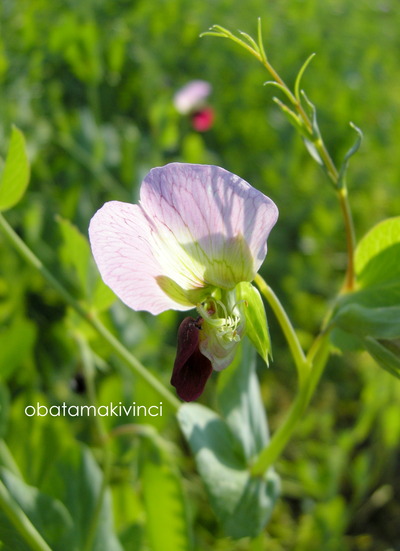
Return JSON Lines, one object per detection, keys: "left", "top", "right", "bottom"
{"left": 1, "top": 0, "right": 400, "bottom": 549}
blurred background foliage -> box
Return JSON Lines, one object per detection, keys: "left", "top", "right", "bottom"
{"left": 0, "top": 0, "right": 400, "bottom": 549}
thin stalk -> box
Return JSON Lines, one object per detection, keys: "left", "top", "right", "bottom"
{"left": 338, "top": 187, "right": 356, "bottom": 291}
{"left": 76, "top": 336, "right": 113, "bottom": 551}
{"left": 0, "top": 213, "right": 180, "bottom": 411}
{"left": 254, "top": 274, "right": 309, "bottom": 384}
{"left": 0, "top": 479, "right": 53, "bottom": 551}
{"left": 251, "top": 331, "right": 330, "bottom": 476}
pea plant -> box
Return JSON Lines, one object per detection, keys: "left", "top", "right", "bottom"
{"left": 0, "top": 18, "right": 399, "bottom": 550}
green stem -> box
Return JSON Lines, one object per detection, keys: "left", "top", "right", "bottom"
{"left": 254, "top": 274, "right": 309, "bottom": 384}
{"left": 251, "top": 331, "right": 330, "bottom": 476}
{"left": 0, "top": 440, "right": 22, "bottom": 477}
{"left": 338, "top": 187, "right": 356, "bottom": 291}
{"left": 0, "top": 213, "right": 180, "bottom": 411}
{"left": 75, "top": 336, "right": 113, "bottom": 551}
{"left": 0, "top": 479, "right": 53, "bottom": 551}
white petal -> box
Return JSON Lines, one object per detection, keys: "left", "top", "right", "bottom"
{"left": 88, "top": 201, "right": 193, "bottom": 315}
{"left": 140, "top": 163, "right": 278, "bottom": 289}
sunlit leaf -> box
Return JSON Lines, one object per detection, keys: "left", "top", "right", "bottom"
{"left": 355, "top": 216, "right": 400, "bottom": 287}
{"left": 332, "top": 217, "right": 400, "bottom": 376}
{"left": 0, "top": 127, "right": 30, "bottom": 212}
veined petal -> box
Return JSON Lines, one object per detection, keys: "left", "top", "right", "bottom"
{"left": 140, "top": 163, "right": 278, "bottom": 290}
{"left": 88, "top": 201, "right": 193, "bottom": 315}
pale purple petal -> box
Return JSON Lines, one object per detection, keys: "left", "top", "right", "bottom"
{"left": 173, "top": 80, "right": 212, "bottom": 114}
{"left": 140, "top": 163, "right": 278, "bottom": 290}
{"left": 88, "top": 201, "right": 193, "bottom": 315}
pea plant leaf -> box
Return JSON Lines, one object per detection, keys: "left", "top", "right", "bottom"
{"left": 331, "top": 217, "right": 400, "bottom": 377}
{"left": 177, "top": 341, "right": 279, "bottom": 539}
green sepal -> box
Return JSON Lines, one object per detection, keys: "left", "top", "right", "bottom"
{"left": 236, "top": 281, "right": 272, "bottom": 365}
{"left": 0, "top": 126, "right": 30, "bottom": 212}
{"left": 155, "top": 276, "right": 212, "bottom": 309}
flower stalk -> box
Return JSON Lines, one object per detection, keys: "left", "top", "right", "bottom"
{"left": 251, "top": 330, "right": 331, "bottom": 476}
{"left": 254, "top": 274, "right": 309, "bottom": 385}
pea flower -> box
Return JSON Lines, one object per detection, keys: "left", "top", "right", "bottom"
{"left": 89, "top": 163, "right": 278, "bottom": 401}
{"left": 173, "top": 80, "right": 212, "bottom": 115}
{"left": 173, "top": 80, "right": 215, "bottom": 132}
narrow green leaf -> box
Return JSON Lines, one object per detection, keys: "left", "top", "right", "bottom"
{"left": 0, "top": 126, "right": 30, "bottom": 212}
{"left": 238, "top": 30, "right": 259, "bottom": 53}
{"left": 257, "top": 18, "right": 268, "bottom": 64}
{"left": 303, "top": 137, "right": 323, "bottom": 165}
{"left": 294, "top": 53, "right": 316, "bottom": 102}
{"left": 355, "top": 217, "right": 400, "bottom": 287}
{"left": 217, "top": 339, "right": 270, "bottom": 462}
{"left": 272, "top": 97, "right": 304, "bottom": 132}
{"left": 300, "top": 90, "right": 321, "bottom": 139}
{"left": 200, "top": 25, "right": 232, "bottom": 39}
{"left": 337, "top": 123, "right": 363, "bottom": 190}
{"left": 265, "top": 81, "right": 295, "bottom": 104}
{"left": 141, "top": 442, "right": 192, "bottom": 551}
{"left": 236, "top": 282, "right": 271, "bottom": 364}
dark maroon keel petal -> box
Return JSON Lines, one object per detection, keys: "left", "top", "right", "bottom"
{"left": 171, "top": 317, "right": 213, "bottom": 402}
